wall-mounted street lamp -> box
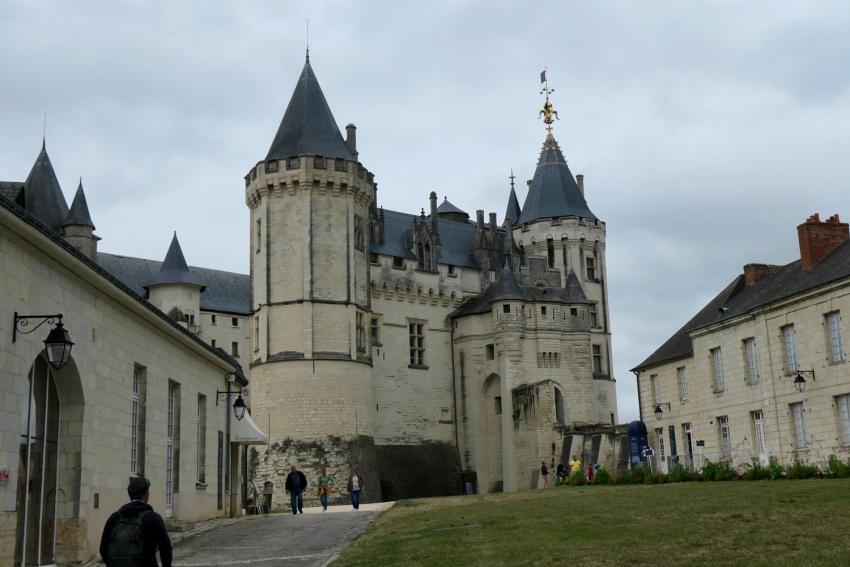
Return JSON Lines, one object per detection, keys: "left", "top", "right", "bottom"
{"left": 232, "top": 393, "right": 246, "bottom": 421}
{"left": 794, "top": 370, "right": 815, "bottom": 393}
{"left": 653, "top": 402, "right": 672, "bottom": 421}
{"left": 217, "top": 375, "right": 247, "bottom": 421}
{"left": 13, "top": 312, "right": 74, "bottom": 370}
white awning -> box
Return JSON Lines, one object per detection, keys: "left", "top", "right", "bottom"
{"left": 231, "top": 411, "right": 269, "bottom": 445}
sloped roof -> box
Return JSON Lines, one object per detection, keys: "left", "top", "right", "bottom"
{"left": 64, "top": 180, "right": 95, "bottom": 228}
{"left": 633, "top": 239, "right": 850, "bottom": 371}
{"left": 504, "top": 184, "right": 521, "bottom": 226}
{"left": 23, "top": 143, "right": 69, "bottom": 234}
{"left": 517, "top": 132, "right": 596, "bottom": 225}
{"left": 266, "top": 57, "right": 355, "bottom": 162}
{"left": 98, "top": 252, "right": 251, "bottom": 315}
{"left": 436, "top": 197, "right": 467, "bottom": 217}
{"left": 0, "top": 181, "right": 24, "bottom": 203}
{"left": 142, "top": 233, "right": 206, "bottom": 290}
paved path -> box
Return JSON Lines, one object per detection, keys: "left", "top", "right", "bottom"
{"left": 172, "top": 503, "right": 392, "bottom": 566}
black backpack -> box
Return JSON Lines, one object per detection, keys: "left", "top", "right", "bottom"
{"left": 107, "top": 509, "right": 150, "bottom": 567}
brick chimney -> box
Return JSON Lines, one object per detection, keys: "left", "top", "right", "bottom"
{"left": 743, "top": 263, "right": 773, "bottom": 286}
{"left": 798, "top": 213, "right": 849, "bottom": 272}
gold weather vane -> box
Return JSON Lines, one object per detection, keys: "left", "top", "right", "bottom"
{"left": 538, "top": 67, "right": 559, "bottom": 132}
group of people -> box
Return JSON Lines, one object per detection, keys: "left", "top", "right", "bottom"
{"left": 99, "top": 466, "right": 366, "bottom": 566}
{"left": 540, "top": 454, "right": 585, "bottom": 487}
{"left": 284, "top": 464, "right": 365, "bottom": 514}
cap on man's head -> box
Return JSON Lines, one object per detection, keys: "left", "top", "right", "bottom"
{"left": 128, "top": 477, "right": 151, "bottom": 499}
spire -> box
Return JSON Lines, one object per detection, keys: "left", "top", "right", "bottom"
{"left": 266, "top": 58, "right": 355, "bottom": 162}
{"left": 23, "top": 142, "right": 69, "bottom": 234}
{"left": 63, "top": 178, "right": 95, "bottom": 229}
{"left": 504, "top": 169, "right": 521, "bottom": 227}
{"left": 143, "top": 232, "right": 206, "bottom": 291}
{"left": 490, "top": 261, "right": 525, "bottom": 302}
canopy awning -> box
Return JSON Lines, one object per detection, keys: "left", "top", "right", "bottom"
{"left": 231, "top": 411, "right": 269, "bottom": 445}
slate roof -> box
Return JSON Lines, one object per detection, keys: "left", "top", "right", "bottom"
{"left": 452, "top": 263, "right": 589, "bottom": 318}
{"left": 517, "top": 132, "right": 596, "bottom": 225}
{"left": 98, "top": 252, "right": 251, "bottom": 315}
{"left": 23, "top": 143, "right": 69, "bottom": 234}
{"left": 633, "top": 239, "right": 850, "bottom": 371}
{"left": 144, "top": 233, "right": 206, "bottom": 291}
{"left": 266, "top": 56, "right": 355, "bottom": 162}
{"left": 504, "top": 184, "right": 521, "bottom": 226}
{"left": 64, "top": 180, "right": 95, "bottom": 228}
{"left": 370, "top": 208, "right": 506, "bottom": 269}
{"left": 0, "top": 181, "right": 24, "bottom": 203}
{"left": 436, "top": 198, "right": 467, "bottom": 217}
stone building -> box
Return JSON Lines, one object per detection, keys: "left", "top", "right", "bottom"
{"left": 0, "top": 144, "right": 265, "bottom": 565}
{"left": 633, "top": 214, "right": 850, "bottom": 473}
{"left": 244, "top": 55, "right": 618, "bottom": 504}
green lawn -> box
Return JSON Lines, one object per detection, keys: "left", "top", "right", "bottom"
{"left": 335, "top": 480, "right": 850, "bottom": 566}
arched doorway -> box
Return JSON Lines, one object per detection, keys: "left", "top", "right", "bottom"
{"left": 14, "top": 353, "right": 84, "bottom": 566}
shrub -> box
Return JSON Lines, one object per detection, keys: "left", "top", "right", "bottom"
{"left": 702, "top": 460, "right": 736, "bottom": 481}
{"left": 768, "top": 456, "right": 784, "bottom": 480}
{"left": 786, "top": 458, "right": 819, "bottom": 480}
{"left": 668, "top": 464, "right": 698, "bottom": 483}
{"left": 742, "top": 461, "right": 772, "bottom": 481}
{"left": 614, "top": 470, "right": 634, "bottom": 485}
{"left": 828, "top": 455, "right": 850, "bottom": 478}
{"left": 569, "top": 470, "right": 586, "bottom": 486}
{"left": 592, "top": 467, "right": 611, "bottom": 485}
{"left": 631, "top": 464, "right": 652, "bottom": 483}
{"left": 646, "top": 472, "right": 668, "bottom": 484}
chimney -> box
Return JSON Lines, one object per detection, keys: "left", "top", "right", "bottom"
{"left": 576, "top": 174, "right": 584, "bottom": 196}
{"left": 743, "top": 263, "right": 773, "bottom": 286}
{"left": 476, "top": 210, "right": 484, "bottom": 230}
{"left": 798, "top": 213, "right": 849, "bottom": 271}
{"left": 489, "top": 212, "right": 498, "bottom": 246}
{"left": 429, "top": 191, "right": 439, "bottom": 243}
{"left": 345, "top": 123, "right": 358, "bottom": 157}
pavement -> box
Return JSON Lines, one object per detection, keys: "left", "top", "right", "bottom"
{"left": 171, "top": 502, "right": 393, "bottom": 566}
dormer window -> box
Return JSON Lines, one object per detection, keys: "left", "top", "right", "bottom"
{"left": 392, "top": 256, "right": 405, "bottom": 269}
{"left": 314, "top": 156, "right": 326, "bottom": 169}
{"left": 286, "top": 157, "right": 299, "bottom": 170}
{"left": 266, "top": 160, "right": 279, "bottom": 173}
{"left": 334, "top": 158, "right": 346, "bottom": 172}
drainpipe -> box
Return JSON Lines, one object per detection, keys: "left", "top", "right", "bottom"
{"left": 632, "top": 370, "right": 643, "bottom": 422}
{"left": 225, "top": 375, "right": 232, "bottom": 516}
{"left": 449, "top": 322, "right": 463, "bottom": 492}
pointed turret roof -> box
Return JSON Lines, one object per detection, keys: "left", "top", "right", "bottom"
{"left": 516, "top": 132, "right": 596, "bottom": 225}
{"left": 143, "top": 232, "right": 206, "bottom": 291}
{"left": 24, "top": 142, "right": 69, "bottom": 234}
{"left": 490, "top": 262, "right": 525, "bottom": 301}
{"left": 564, "top": 268, "right": 589, "bottom": 303}
{"left": 266, "top": 56, "right": 355, "bottom": 161}
{"left": 504, "top": 185, "right": 521, "bottom": 226}
{"left": 436, "top": 197, "right": 470, "bottom": 223}
{"left": 64, "top": 179, "right": 95, "bottom": 229}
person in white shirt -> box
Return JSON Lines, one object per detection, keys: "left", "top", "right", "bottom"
{"left": 347, "top": 468, "right": 364, "bottom": 510}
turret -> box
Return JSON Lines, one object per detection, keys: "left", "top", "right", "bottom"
{"left": 23, "top": 141, "right": 69, "bottom": 234}
{"left": 63, "top": 179, "right": 100, "bottom": 259}
{"left": 144, "top": 232, "right": 205, "bottom": 331}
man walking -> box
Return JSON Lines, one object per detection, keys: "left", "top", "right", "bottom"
{"left": 347, "top": 468, "right": 364, "bottom": 510}
{"left": 285, "top": 464, "right": 308, "bottom": 515}
{"left": 100, "top": 477, "right": 172, "bottom": 567}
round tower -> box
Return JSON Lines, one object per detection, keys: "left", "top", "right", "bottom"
{"left": 246, "top": 54, "right": 378, "bottom": 506}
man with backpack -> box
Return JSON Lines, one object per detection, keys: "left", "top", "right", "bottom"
{"left": 100, "top": 477, "right": 172, "bottom": 567}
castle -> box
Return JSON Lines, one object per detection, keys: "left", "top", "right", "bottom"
{"left": 0, "top": 54, "right": 619, "bottom": 525}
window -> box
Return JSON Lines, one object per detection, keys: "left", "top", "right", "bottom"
{"left": 710, "top": 347, "right": 725, "bottom": 392}
{"left": 649, "top": 374, "right": 660, "bottom": 404}
{"left": 752, "top": 410, "right": 767, "bottom": 459}
{"left": 656, "top": 428, "right": 666, "bottom": 460}
{"left": 503, "top": 304, "right": 511, "bottom": 314}
{"left": 231, "top": 317, "right": 239, "bottom": 328}
{"left": 837, "top": 394, "right": 850, "bottom": 444}
{"left": 782, "top": 324, "right": 797, "bottom": 373}
{"left": 266, "top": 159, "right": 278, "bottom": 173}
{"left": 256, "top": 219, "right": 261, "bottom": 253}
{"left": 231, "top": 342, "right": 239, "bottom": 357}
{"left": 314, "top": 156, "right": 326, "bottom": 169}
{"left": 495, "top": 396, "right": 502, "bottom": 415}
{"left": 166, "top": 381, "right": 181, "bottom": 515}
{"left": 356, "top": 312, "right": 366, "bottom": 354}
{"left": 369, "top": 252, "right": 379, "bottom": 264}
{"left": 743, "top": 338, "right": 759, "bottom": 385}
{"left": 677, "top": 366, "right": 688, "bottom": 402}
{"left": 547, "top": 238, "right": 555, "bottom": 268}
{"left": 826, "top": 312, "right": 846, "bottom": 363}
{"left": 541, "top": 306, "right": 547, "bottom": 317}
{"left": 485, "top": 344, "right": 495, "bottom": 360}
{"left": 286, "top": 157, "right": 299, "bottom": 169}
{"left": 211, "top": 314, "right": 217, "bottom": 326}
{"left": 555, "top": 388, "right": 565, "bottom": 424}
{"left": 131, "top": 364, "right": 147, "bottom": 475}
{"left": 254, "top": 316, "right": 260, "bottom": 352}
{"left": 586, "top": 257, "right": 596, "bottom": 280}
{"left": 570, "top": 307, "right": 577, "bottom": 317}
{"left": 592, "top": 345, "right": 603, "bottom": 374}
{"left": 790, "top": 403, "right": 808, "bottom": 449}
{"left": 718, "top": 416, "right": 731, "bottom": 457}
{"left": 393, "top": 256, "right": 405, "bottom": 269}
{"left": 354, "top": 215, "right": 365, "bottom": 252}
{"left": 409, "top": 321, "right": 425, "bottom": 367}
{"left": 334, "top": 158, "right": 346, "bottom": 171}
{"left": 370, "top": 317, "right": 380, "bottom": 345}
{"left": 447, "top": 265, "right": 456, "bottom": 276}
{"left": 197, "top": 394, "right": 206, "bottom": 484}
{"left": 589, "top": 303, "right": 599, "bottom": 327}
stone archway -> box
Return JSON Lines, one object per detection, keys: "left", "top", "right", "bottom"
{"left": 481, "top": 374, "right": 503, "bottom": 493}
{"left": 14, "top": 353, "right": 84, "bottom": 566}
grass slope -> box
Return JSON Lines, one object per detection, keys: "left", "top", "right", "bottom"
{"left": 335, "top": 480, "right": 850, "bottom": 566}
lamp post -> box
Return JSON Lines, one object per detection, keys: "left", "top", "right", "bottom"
{"left": 653, "top": 402, "right": 672, "bottom": 421}
{"left": 13, "top": 312, "right": 74, "bottom": 370}
{"left": 793, "top": 370, "right": 815, "bottom": 393}
{"left": 232, "top": 393, "right": 246, "bottom": 421}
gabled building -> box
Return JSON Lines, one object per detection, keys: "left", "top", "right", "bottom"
{"left": 633, "top": 214, "right": 850, "bottom": 472}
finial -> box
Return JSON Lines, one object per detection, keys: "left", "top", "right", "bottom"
{"left": 305, "top": 18, "right": 310, "bottom": 62}
{"left": 78, "top": 176, "right": 82, "bottom": 189}
{"left": 43, "top": 112, "right": 47, "bottom": 148}
{"left": 509, "top": 168, "right": 516, "bottom": 190}
{"left": 538, "top": 67, "right": 559, "bottom": 132}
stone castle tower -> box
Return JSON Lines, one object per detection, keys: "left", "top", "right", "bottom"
{"left": 245, "top": 53, "right": 380, "bottom": 502}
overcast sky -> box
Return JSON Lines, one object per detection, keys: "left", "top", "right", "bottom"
{"left": 2, "top": 1, "right": 850, "bottom": 422}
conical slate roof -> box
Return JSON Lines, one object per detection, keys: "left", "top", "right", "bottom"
{"left": 516, "top": 132, "right": 596, "bottom": 225}
{"left": 504, "top": 185, "right": 521, "bottom": 226}
{"left": 564, "top": 268, "right": 589, "bottom": 303}
{"left": 437, "top": 197, "right": 466, "bottom": 216}
{"left": 64, "top": 179, "right": 95, "bottom": 229}
{"left": 490, "top": 262, "right": 525, "bottom": 301}
{"left": 266, "top": 56, "right": 355, "bottom": 162}
{"left": 144, "top": 232, "right": 206, "bottom": 291}
{"left": 24, "top": 142, "right": 69, "bottom": 234}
